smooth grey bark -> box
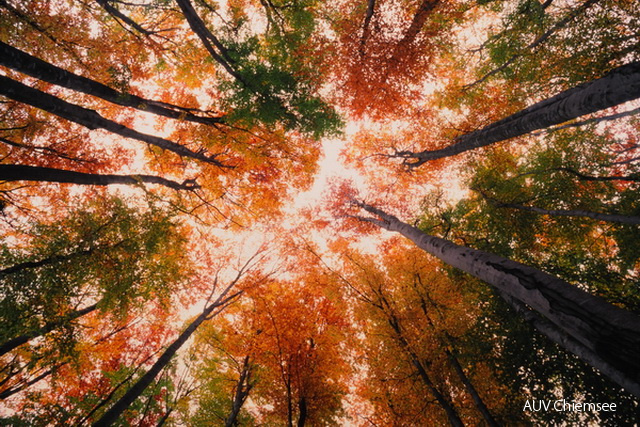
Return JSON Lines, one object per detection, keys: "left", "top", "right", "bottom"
{"left": 396, "top": 61, "right": 640, "bottom": 167}
{"left": 93, "top": 278, "right": 244, "bottom": 426}
{"left": 0, "top": 164, "right": 199, "bottom": 191}
{"left": 351, "top": 200, "right": 640, "bottom": 397}
{"left": 0, "top": 41, "right": 224, "bottom": 126}
{"left": 0, "top": 75, "right": 228, "bottom": 166}
{"left": 0, "top": 303, "right": 98, "bottom": 357}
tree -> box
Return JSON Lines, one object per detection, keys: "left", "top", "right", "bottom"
{"left": 0, "top": 164, "right": 200, "bottom": 191}
{"left": 334, "top": 239, "right": 509, "bottom": 425}
{"left": 92, "top": 250, "right": 264, "bottom": 425}
{"left": 392, "top": 61, "right": 640, "bottom": 167}
{"left": 347, "top": 199, "right": 640, "bottom": 397}
{"left": 329, "top": 0, "right": 465, "bottom": 118}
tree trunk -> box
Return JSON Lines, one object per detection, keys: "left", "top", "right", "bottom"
{"left": 352, "top": 200, "right": 640, "bottom": 397}
{"left": 0, "top": 367, "right": 55, "bottom": 400}
{"left": 93, "top": 290, "right": 242, "bottom": 426}
{"left": 225, "top": 355, "right": 252, "bottom": 427}
{"left": 385, "top": 313, "right": 464, "bottom": 427}
{"left": 475, "top": 188, "right": 640, "bottom": 225}
{"left": 444, "top": 347, "right": 499, "bottom": 427}
{"left": 0, "top": 41, "right": 224, "bottom": 126}
{"left": 175, "top": 0, "right": 246, "bottom": 85}
{"left": 396, "top": 61, "right": 640, "bottom": 167}
{"left": 394, "top": 0, "right": 440, "bottom": 51}
{"left": 0, "top": 246, "right": 94, "bottom": 277}
{"left": 0, "top": 75, "right": 227, "bottom": 166}
{"left": 0, "top": 164, "right": 199, "bottom": 191}
{"left": 492, "top": 199, "right": 640, "bottom": 225}
{"left": 464, "top": 0, "right": 600, "bottom": 90}
{"left": 0, "top": 302, "right": 98, "bottom": 357}
{"left": 414, "top": 285, "right": 499, "bottom": 427}
{"left": 297, "top": 396, "right": 307, "bottom": 427}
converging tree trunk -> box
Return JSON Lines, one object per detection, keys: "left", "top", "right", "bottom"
{"left": 350, "top": 200, "right": 640, "bottom": 397}
{"left": 475, "top": 188, "right": 640, "bottom": 225}
{"left": 395, "top": 62, "right": 640, "bottom": 167}
{"left": 0, "top": 41, "right": 224, "bottom": 126}
{"left": 0, "top": 302, "right": 98, "bottom": 357}
{"left": 225, "top": 355, "right": 253, "bottom": 427}
{"left": 385, "top": 311, "right": 464, "bottom": 427}
{"left": 0, "top": 164, "right": 200, "bottom": 191}
{"left": 0, "top": 75, "right": 228, "bottom": 166}
{"left": 413, "top": 280, "right": 499, "bottom": 427}
{"left": 93, "top": 284, "right": 244, "bottom": 426}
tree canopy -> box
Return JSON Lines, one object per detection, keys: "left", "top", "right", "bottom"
{"left": 1, "top": 0, "right": 639, "bottom": 424}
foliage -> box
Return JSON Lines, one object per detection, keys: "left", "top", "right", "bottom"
{"left": 1, "top": 0, "right": 639, "bottom": 424}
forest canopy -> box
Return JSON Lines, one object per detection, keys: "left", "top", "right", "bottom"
{"left": 1, "top": 0, "right": 639, "bottom": 425}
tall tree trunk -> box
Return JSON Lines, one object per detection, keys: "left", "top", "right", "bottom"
{"left": 385, "top": 313, "right": 464, "bottom": 427}
{"left": 464, "top": 0, "right": 600, "bottom": 90}
{"left": 0, "top": 303, "right": 98, "bottom": 357}
{"left": 351, "top": 200, "right": 640, "bottom": 397}
{"left": 475, "top": 188, "right": 640, "bottom": 225}
{"left": 93, "top": 289, "right": 243, "bottom": 426}
{"left": 0, "top": 367, "right": 55, "bottom": 400}
{"left": 0, "top": 76, "right": 228, "bottom": 167}
{"left": 444, "top": 347, "right": 499, "bottom": 427}
{"left": 395, "top": 61, "right": 640, "bottom": 167}
{"left": 0, "top": 164, "right": 199, "bottom": 191}
{"left": 225, "top": 355, "right": 253, "bottom": 427}
{"left": 0, "top": 246, "right": 95, "bottom": 277}
{"left": 175, "top": 0, "right": 246, "bottom": 85}
{"left": 0, "top": 41, "right": 224, "bottom": 126}
{"left": 394, "top": 0, "right": 440, "bottom": 51}
{"left": 413, "top": 282, "right": 499, "bottom": 427}
{"left": 297, "top": 396, "right": 307, "bottom": 427}
{"left": 494, "top": 200, "right": 640, "bottom": 225}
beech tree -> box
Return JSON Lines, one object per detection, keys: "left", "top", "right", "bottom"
{"left": 347, "top": 199, "right": 640, "bottom": 397}
{"left": 392, "top": 61, "right": 640, "bottom": 167}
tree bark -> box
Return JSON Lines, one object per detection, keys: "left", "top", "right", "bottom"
{"left": 0, "top": 303, "right": 98, "bottom": 357}
{"left": 352, "top": 200, "right": 640, "bottom": 397}
{"left": 225, "top": 355, "right": 252, "bottom": 427}
{"left": 396, "top": 61, "right": 640, "bottom": 167}
{"left": 94, "top": 0, "right": 154, "bottom": 35}
{"left": 0, "top": 75, "right": 228, "bottom": 166}
{"left": 0, "top": 41, "right": 224, "bottom": 126}
{"left": 0, "top": 246, "right": 95, "bottom": 277}
{"left": 0, "top": 164, "right": 199, "bottom": 191}
{"left": 414, "top": 283, "right": 499, "bottom": 427}
{"left": 93, "top": 288, "right": 243, "bottom": 426}
{"left": 444, "top": 347, "right": 499, "bottom": 427}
